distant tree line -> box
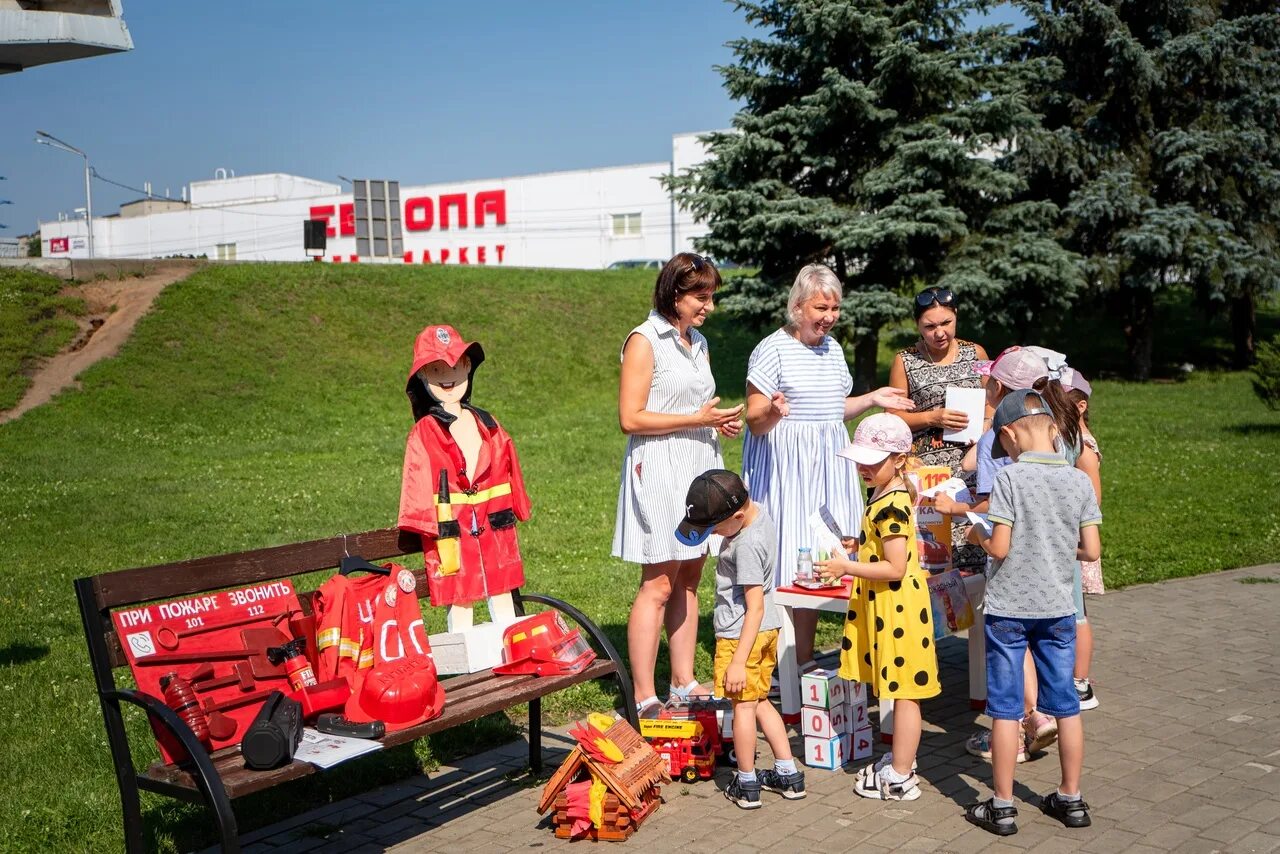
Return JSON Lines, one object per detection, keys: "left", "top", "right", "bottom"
{"left": 670, "top": 0, "right": 1280, "bottom": 383}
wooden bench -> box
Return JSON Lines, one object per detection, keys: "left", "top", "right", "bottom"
{"left": 75, "top": 527, "right": 637, "bottom": 853}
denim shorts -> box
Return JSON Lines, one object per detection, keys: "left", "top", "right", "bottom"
{"left": 984, "top": 614, "right": 1079, "bottom": 720}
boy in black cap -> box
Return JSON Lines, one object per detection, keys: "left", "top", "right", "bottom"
{"left": 677, "top": 469, "right": 804, "bottom": 809}
{"left": 964, "top": 391, "right": 1101, "bottom": 836}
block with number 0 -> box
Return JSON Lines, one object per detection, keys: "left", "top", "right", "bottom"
{"left": 801, "top": 704, "right": 848, "bottom": 739}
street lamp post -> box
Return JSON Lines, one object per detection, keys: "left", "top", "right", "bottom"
{"left": 35, "top": 130, "right": 94, "bottom": 258}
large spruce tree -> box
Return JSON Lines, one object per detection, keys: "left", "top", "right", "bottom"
{"left": 1011, "top": 0, "right": 1280, "bottom": 377}
{"left": 671, "top": 0, "right": 1079, "bottom": 390}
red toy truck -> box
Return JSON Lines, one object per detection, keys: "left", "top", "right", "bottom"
{"left": 638, "top": 698, "right": 731, "bottom": 783}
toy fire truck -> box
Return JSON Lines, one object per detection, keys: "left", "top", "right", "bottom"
{"left": 637, "top": 698, "right": 731, "bottom": 783}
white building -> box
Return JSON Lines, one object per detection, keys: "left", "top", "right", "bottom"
{"left": 39, "top": 132, "right": 716, "bottom": 269}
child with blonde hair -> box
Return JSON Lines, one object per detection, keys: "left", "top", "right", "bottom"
{"left": 816, "top": 413, "right": 940, "bottom": 801}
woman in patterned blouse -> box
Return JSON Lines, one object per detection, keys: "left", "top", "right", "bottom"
{"left": 887, "top": 288, "right": 990, "bottom": 573}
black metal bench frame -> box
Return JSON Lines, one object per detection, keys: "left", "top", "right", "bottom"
{"left": 75, "top": 527, "right": 637, "bottom": 853}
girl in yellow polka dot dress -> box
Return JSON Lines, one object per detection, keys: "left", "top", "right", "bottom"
{"left": 816, "top": 413, "right": 940, "bottom": 802}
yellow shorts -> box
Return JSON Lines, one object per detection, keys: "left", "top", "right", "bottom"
{"left": 714, "top": 629, "right": 779, "bottom": 702}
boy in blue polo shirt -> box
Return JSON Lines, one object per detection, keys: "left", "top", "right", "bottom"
{"left": 964, "top": 390, "right": 1101, "bottom": 836}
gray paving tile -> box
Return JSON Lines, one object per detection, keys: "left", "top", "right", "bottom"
{"left": 230, "top": 563, "right": 1280, "bottom": 852}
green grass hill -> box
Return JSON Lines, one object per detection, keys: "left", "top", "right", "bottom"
{"left": 1, "top": 263, "right": 1277, "bottom": 851}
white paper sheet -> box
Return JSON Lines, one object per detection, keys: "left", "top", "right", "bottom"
{"left": 919, "top": 477, "right": 969, "bottom": 499}
{"left": 966, "top": 512, "right": 994, "bottom": 538}
{"left": 808, "top": 508, "right": 844, "bottom": 558}
{"left": 942, "top": 387, "right": 986, "bottom": 445}
{"left": 295, "top": 728, "right": 384, "bottom": 769}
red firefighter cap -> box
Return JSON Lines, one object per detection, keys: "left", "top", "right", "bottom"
{"left": 493, "top": 612, "right": 595, "bottom": 676}
{"left": 409, "top": 324, "right": 485, "bottom": 379}
{"left": 344, "top": 655, "right": 445, "bottom": 732}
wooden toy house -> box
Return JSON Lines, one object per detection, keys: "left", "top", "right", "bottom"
{"left": 538, "top": 718, "right": 669, "bottom": 841}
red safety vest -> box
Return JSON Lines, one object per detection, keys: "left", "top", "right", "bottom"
{"left": 313, "top": 566, "right": 433, "bottom": 684}
{"left": 398, "top": 413, "right": 531, "bottom": 607}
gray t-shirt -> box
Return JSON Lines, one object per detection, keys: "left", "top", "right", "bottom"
{"left": 985, "top": 452, "right": 1102, "bottom": 618}
{"left": 713, "top": 508, "right": 781, "bottom": 639}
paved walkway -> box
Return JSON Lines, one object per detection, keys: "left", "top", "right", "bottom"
{"left": 226, "top": 564, "right": 1280, "bottom": 853}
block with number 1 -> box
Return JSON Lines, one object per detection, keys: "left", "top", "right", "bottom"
{"left": 804, "top": 732, "right": 851, "bottom": 770}
{"left": 800, "top": 668, "right": 845, "bottom": 710}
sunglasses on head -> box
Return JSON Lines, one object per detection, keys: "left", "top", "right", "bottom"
{"left": 686, "top": 254, "right": 707, "bottom": 274}
{"left": 915, "top": 288, "right": 956, "bottom": 308}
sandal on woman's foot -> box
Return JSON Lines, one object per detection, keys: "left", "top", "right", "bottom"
{"left": 635, "top": 698, "right": 663, "bottom": 720}
{"left": 965, "top": 798, "right": 1018, "bottom": 836}
{"left": 1040, "top": 791, "right": 1092, "bottom": 828}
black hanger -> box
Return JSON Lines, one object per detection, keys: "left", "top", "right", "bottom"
{"left": 339, "top": 554, "right": 390, "bottom": 576}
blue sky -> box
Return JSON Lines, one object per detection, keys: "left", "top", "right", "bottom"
{"left": 1, "top": 1, "right": 1025, "bottom": 235}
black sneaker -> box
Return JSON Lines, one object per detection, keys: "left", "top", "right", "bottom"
{"left": 1075, "top": 678, "right": 1099, "bottom": 711}
{"left": 724, "top": 775, "right": 762, "bottom": 809}
{"left": 758, "top": 768, "right": 807, "bottom": 799}
{"left": 1040, "top": 791, "right": 1092, "bottom": 828}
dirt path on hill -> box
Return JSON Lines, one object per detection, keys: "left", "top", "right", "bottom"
{"left": 0, "top": 268, "right": 192, "bottom": 424}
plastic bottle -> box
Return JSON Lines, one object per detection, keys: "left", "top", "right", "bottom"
{"left": 796, "top": 547, "right": 814, "bottom": 583}
{"left": 160, "top": 672, "right": 212, "bottom": 750}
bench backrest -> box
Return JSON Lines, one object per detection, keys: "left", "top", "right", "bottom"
{"left": 76, "top": 528, "right": 424, "bottom": 678}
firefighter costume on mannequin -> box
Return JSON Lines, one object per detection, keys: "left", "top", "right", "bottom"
{"left": 398, "top": 324, "right": 532, "bottom": 631}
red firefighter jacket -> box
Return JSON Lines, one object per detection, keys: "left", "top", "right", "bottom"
{"left": 313, "top": 566, "right": 434, "bottom": 684}
{"left": 398, "top": 413, "right": 532, "bottom": 606}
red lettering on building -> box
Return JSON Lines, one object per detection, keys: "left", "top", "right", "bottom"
{"left": 477, "top": 246, "right": 487, "bottom": 264}
{"left": 340, "top": 203, "right": 355, "bottom": 237}
{"left": 403, "top": 251, "right": 414, "bottom": 263}
{"left": 440, "top": 248, "right": 451, "bottom": 264}
{"left": 496, "top": 244, "right": 505, "bottom": 263}
{"left": 474, "top": 190, "right": 506, "bottom": 227}
{"left": 404, "top": 196, "right": 434, "bottom": 231}
{"left": 458, "top": 247, "right": 470, "bottom": 265}
{"left": 421, "top": 249, "right": 432, "bottom": 264}
{"left": 439, "top": 194, "right": 467, "bottom": 230}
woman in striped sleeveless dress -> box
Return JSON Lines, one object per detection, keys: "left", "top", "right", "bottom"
{"left": 888, "top": 288, "right": 990, "bottom": 573}
{"left": 613, "top": 253, "right": 744, "bottom": 715}
{"left": 742, "top": 264, "right": 914, "bottom": 670}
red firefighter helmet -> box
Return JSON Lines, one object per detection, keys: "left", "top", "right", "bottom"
{"left": 492, "top": 612, "right": 596, "bottom": 676}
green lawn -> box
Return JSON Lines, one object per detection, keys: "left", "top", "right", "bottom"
{"left": 0, "top": 263, "right": 1277, "bottom": 851}
{"left": 0, "top": 268, "right": 85, "bottom": 410}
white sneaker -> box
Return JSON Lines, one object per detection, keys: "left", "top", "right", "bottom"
{"left": 1075, "top": 678, "right": 1099, "bottom": 711}
{"left": 853, "top": 764, "right": 922, "bottom": 801}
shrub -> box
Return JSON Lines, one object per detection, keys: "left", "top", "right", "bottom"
{"left": 1253, "top": 334, "right": 1280, "bottom": 410}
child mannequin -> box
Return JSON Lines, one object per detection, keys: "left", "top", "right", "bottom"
{"left": 398, "top": 325, "right": 530, "bottom": 630}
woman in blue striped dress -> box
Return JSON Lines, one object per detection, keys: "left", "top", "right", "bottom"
{"left": 613, "top": 253, "right": 745, "bottom": 715}
{"left": 742, "top": 264, "right": 914, "bottom": 669}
